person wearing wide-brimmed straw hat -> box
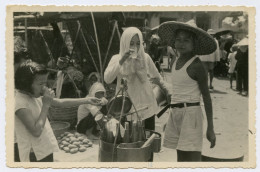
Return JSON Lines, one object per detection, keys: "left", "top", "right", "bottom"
{"left": 235, "top": 37, "right": 248, "bottom": 96}
{"left": 199, "top": 29, "right": 220, "bottom": 90}
{"left": 158, "top": 20, "right": 216, "bottom": 162}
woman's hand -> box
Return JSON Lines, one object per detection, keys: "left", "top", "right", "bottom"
{"left": 119, "top": 51, "right": 131, "bottom": 65}
{"left": 42, "top": 86, "right": 55, "bottom": 107}
{"left": 86, "top": 97, "right": 102, "bottom": 106}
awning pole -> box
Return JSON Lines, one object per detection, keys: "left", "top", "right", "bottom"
{"left": 91, "top": 12, "right": 104, "bottom": 85}
{"left": 103, "top": 20, "right": 117, "bottom": 69}
{"left": 79, "top": 27, "right": 100, "bottom": 74}
{"left": 24, "top": 18, "right": 28, "bottom": 48}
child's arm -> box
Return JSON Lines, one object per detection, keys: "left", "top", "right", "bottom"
{"left": 189, "top": 59, "right": 216, "bottom": 148}
{"left": 51, "top": 97, "right": 101, "bottom": 107}
{"left": 15, "top": 88, "right": 55, "bottom": 137}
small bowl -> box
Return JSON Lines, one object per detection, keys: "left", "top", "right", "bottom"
{"left": 50, "top": 121, "right": 70, "bottom": 137}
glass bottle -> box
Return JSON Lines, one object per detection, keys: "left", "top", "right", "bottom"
{"left": 130, "top": 121, "right": 139, "bottom": 142}
{"left": 123, "top": 122, "right": 130, "bottom": 143}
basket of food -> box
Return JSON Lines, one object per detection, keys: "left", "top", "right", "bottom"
{"left": 48, "top": 106, "right": 78, "bottom": 129}
{"left": 50, "top": 121, "right": 70, "bottom": 137}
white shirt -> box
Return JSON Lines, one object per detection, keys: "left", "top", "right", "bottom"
{"left": 104, "top": 53, "right": 160, "bottom": 120}
{"left": 228, "top": 51, "right": 237, "bottom": 73}
{"left": 15, "top": 91, "right": 59, "bottom": 162}
{"left": 171, "top": 56, "right": 201, "bottom": 103}
{"left": 77, "top": 104, "right": 100, "bottom": 124}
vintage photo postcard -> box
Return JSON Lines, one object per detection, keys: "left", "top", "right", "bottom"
{"left": 5, "top": 5, "right": 256, "bottom": 168}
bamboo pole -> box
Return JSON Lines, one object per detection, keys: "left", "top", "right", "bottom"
{"left": 79, "top": 27, "right": 100, "bottom": 74}
{"left": 39, "top": 30, "right": 54, "bottom": 62}
{"left": 116, "top": 22, "right": 121, "bottom": 41}
{"left": 24, "top": 18, "right": 28, "bottom": 48}
{"left": 90, "top": 12, "right": 104, "bottom": 85}
{"left": 70, "top": 20, "right": 81, "bottom": 58}
{"left": 103, "top": 20, "right": 117, "bottom": 69}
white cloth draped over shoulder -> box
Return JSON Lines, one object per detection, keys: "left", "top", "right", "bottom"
{"left": 104, "top": 27, "right": 161, "bottom": 120}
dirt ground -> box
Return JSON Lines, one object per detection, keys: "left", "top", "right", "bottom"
{"left": 153, "top": 69, "right": 249, "bottom": 162}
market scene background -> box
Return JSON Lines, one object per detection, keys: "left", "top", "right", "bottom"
{"left": 12, "top": 11, "right": 249, "bottom": 162}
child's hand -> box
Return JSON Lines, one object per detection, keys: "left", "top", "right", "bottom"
{"left": 206, "top": 128, "right": 216, "bottom": 148}
{"left": 87, "top": 97, "right": 101, "bottom": 106}
{"left": 100, "top": 97, "right": 108, "bottom": 106}
{"left": 42, "top": 86, "right": 55, "bottom": 107}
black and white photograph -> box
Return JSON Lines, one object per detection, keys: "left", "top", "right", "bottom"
{"left": 5, "top": 6, "right": 255, "bottom": 168}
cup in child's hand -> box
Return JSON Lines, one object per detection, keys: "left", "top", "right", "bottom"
{"left": 129, "top": 49, "right": 135, "bottom": 54}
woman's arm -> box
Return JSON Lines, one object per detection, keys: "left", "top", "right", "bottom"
{"left": 146, "top": 54, "right": 172, "bottom": 101}
{"left": 104, "top": 55, "right": 121, "bottom": 84}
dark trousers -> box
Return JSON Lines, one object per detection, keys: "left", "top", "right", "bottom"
{"left": 237, "top": 67, "right": 248, "bottom": 92}
{"left": 144, "top": 115, "right": 155, "bottom": 162}
{"left": 76, "top": 114, "right": 97, "bottom": 134}
{"left": 14, "top": 143, "right": 53, "bottom": 162}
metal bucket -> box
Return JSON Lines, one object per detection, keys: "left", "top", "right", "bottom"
{"left": 117, "top": 141, "right": 152, "bottom": 162}
{"left": 146, "top": 130, "right": 162, "bottom": 153}
{"left": 98, "top": 140, "right": 119, "bottom": 162}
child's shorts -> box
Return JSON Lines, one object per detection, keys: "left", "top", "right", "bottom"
{"left": 163, "top": 106, "right": 203, "bottom": 152}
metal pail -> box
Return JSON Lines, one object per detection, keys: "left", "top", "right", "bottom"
{"left": 98, "top": 140, "right": 118, "bottom": 162}
{"left": 116, "top": 141, "right": 152, "bottom": 162}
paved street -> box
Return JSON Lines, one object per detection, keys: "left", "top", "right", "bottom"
{"left": 154, "top": 69, "right": 249, "bottom": 162}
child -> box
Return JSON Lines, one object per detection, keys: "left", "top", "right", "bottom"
{"left": 14, "top": 60, "right": 101, "bottom": 162}
{"left": 158, "top": 20, "right": 216, "bottom": 161}
{"left": 228, "top": 44, "right": 238, "bottom": 89}
{"left": 77, "top": 82, "right": 108, "bottom": 139}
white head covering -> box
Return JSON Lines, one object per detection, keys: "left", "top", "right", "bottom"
{"left": 88, "top": 82, "right": 106, "bottom": 97}
{"left": 119, "top": 27, "right": 147, "bottom": 82}
{"left": 88, "top": 72, "right": 101, "bottom": 82}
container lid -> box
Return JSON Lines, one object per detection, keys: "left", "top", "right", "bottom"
{"left": 107, "top": 95, "right": 132, "bottom": 117}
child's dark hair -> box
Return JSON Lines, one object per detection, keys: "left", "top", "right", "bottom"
{"left": 15, "top": 60, "right": 48, "bottom": 94}
{"left": 14, "top": 50, "right": 29, "bottom": 64}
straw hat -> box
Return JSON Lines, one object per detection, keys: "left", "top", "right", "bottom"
{"left": 158, "top": 20, "right": 217, "bottom": 55}
{"left": 236, "top": 37, "right": 248, "bottom": 46}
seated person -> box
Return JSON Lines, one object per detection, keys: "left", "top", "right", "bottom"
{"left": 76, "top": 82, "right": 108, "bottom": 138}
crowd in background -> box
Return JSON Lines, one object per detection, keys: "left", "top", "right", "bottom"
{"left": 146, "top": 30, "right": 249, "bottom": 96}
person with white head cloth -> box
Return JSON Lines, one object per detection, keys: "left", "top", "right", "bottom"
{"left": 77, "top": 82, "right": 108, "bottom": 137}
{"left": 104, "top": 27, "right": 169, "bottom": 133}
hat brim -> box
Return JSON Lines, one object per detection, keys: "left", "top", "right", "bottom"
{"left": 236, "top": 38, "right": 248, "bottom": 46}
{"left": 158, "top": 21, "right": 217, "bottom": 55}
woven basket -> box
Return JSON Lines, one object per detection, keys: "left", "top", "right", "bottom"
{"left": 48, "top": 106, "right": 78, "bottom": 129}
{"left": 50, "top": 121, "right": 70, "bottom": 137}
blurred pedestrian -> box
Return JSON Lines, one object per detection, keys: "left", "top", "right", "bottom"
{"left": 167, "top": 41, "right": 178, "bottom": 70}
{"left": 148, "top": 34, "right": 162, "bottom": 72}
{"left": 199, "top": 29, "right": 220, "bottom": 89}
{"left": 219, "top": 42, "right": 228, "bottom": 77}
{"left": 227, "top": 44, "right": 238, "bottom": 89}
{"left": 235, "top": 37, "right": 248, "bottom": 96}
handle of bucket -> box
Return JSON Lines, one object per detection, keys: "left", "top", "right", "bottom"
{"left": 145, "top": 129, "right": 161, "bottom": 138}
